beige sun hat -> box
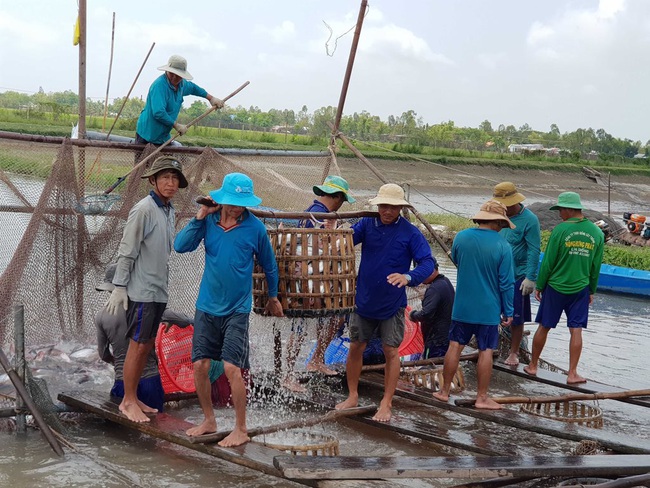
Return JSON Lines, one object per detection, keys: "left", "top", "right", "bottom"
{"left": 472, "top": 199, "right": 516, "bottom": 229}
{"left": 492, "top": 181, "right": 525, "bottom": 207}
{"left": 158, "top": 55, "right": 193, "bottom": 80}
{"left": 368, "top": 183, "right": 410, "bottom": 206}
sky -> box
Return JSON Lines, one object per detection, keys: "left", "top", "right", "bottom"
{"left": 1, "top": 0, "right": 649, "bottom": 142}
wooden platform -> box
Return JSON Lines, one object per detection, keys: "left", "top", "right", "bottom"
{"left": 359, "top": 373, "right": 650, "bottom": 454}
{"left": 492, "top": 361, "right": 650, "bottom": 408}
{"left": 274, "top": 454, "right": 650, "bottom": 480}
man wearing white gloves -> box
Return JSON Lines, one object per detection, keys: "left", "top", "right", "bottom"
{"left": 135, "top": 54, "right": 224, "bottom": 146}
{"left": 106, "top": 155, "right": 188, "bottom": 422}
{"left": 492, "top": 182, "right": 541, "bottom": 366}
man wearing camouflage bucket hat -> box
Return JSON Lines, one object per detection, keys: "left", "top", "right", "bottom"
{"left": 105, "top": 155, "right": 188, "bottom": 423}
{"left": 433, "top": 199, "right": 515, "bottom": 410}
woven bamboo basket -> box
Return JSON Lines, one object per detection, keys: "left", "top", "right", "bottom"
{"left": 253, "top": 228, "right": 356, "bottom": 318}
{"left": 256, "top": 431, "right": 340, "bottom": 456}
{"left": 520, "top": 401, "right": 603, "bottom": 428}
{"left": 402, "top": 367, "right": 465, "bottom": 393}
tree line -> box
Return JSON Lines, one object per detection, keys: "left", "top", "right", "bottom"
{"left": 0, "top": 88, "right": 644, "bottom": 161}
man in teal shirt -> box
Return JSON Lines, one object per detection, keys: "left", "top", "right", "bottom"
{"left": 524, "top": 192, "right": 604, "bottom": 384}
{"left": 492, "top": 182, "right": 541, "bottom": 366}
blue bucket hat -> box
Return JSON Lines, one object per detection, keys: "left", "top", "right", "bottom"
{"left": 313, "top": 175, "right": 355, "bottom": 203}
{"left": 549, "top": 191, "right": 583, "bottom": 210}
{"left": 209, "top": 173, "right": 262, "bottom": 207}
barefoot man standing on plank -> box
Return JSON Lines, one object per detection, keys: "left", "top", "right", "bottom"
{"left": 524, "top": 192, "right": 604, "bottom": 384}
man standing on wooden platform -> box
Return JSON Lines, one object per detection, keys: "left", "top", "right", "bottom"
{"left": 336, "top": 183, "right": 435, "bottom": 422}
{"left": 524, "top": 192, "right": 604, "bottom": 384}
{"left": 491, "top": 182, "right": 541, "bottom": 366}
{"left": 433, "top": 200, "right": 514, "bottom": 410}
{"left": 174, "top": 172, "right": 283, "bottom": 447}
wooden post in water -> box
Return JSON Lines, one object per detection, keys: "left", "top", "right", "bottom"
{"left": 14, "top": 304, "right": 26, "bottom": 432}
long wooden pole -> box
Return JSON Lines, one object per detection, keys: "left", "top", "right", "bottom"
{"left": 361, "top": 350, "right": 492, "bottom": 373}
{"left": 190, "top": 405, "right": 376, "bottom": 445}
{"left": 454, "top": 388, "right": 650, "bottom": 407}
{"left": 102, "top": 12, "right": 116, "bottom": 131}
{"left": 77, "top": 0, "right": 87, "bottom": 140}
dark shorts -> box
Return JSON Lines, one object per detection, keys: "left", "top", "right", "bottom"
{"left": 424, "top": 343, "right": 449, "bottom": 359}
{"left": 349, "top": 309, "right": 405, "bottom": 348}
{"left": 192, "top": 310, "right": 251, "bottom": 369}
{"left": 512, "top": 277, "right": 532, "bottom": 326}
{"left": 126, "top": 301, "right": 166, "bottom": 343}
{"left": 535, "top": 285, "right": 590, "bottom": 329}
{"left": 448, "top": 320, "right": 499, "bottom": 351}
{"left": 110, "top": 374, "right": 165, "bottom": 412}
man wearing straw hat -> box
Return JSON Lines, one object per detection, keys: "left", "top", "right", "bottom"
{"left": 524, "top": 192, "right": 604, "bottom": 384}
{"left": 135, "top": 54, "right": 224, "bottom": 146}
{"left": 433, "top": 200, "right": 514, "bottom": 410}
{"left": 174, "top": 172, "right": 283, "bottom": 447}
{"left": 336, "top": 183, "right": 435, "bottom": 422}
{"left": 491, "top": 182, "right": 541, "bottom": 366}
{"left": 105, "top": 155, "right": 188, "bottom": 423}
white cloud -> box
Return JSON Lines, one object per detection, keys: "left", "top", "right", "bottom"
{"left": 254, "top": 20, "right": 297, "bottom": 44}
{"left": 0, "top": 11, "right": 60, "bottom": 48}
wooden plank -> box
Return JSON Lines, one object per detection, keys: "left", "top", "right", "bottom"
{"left": 274, "top": 454, "right": 650, "bottom": 480}
{"left": 359, "top": 373, "right": 650, "bottom": 454}
{"left": 57, "top": 390, "right": 294, "bottom": 482}
{"left": 492, "top": 361, "right": 650, "bottom": 408}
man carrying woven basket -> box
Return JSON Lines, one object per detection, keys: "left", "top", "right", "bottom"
{"left": 335, "top": 183, "right": 435, "bottom": 422}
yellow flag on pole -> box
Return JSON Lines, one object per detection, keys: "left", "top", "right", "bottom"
{"left": 73, "top": 15, "right": 80, "bottom": 46}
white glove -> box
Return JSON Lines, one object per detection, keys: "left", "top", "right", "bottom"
{"left": 520, "top": 278, "right": 536, "bottom": 296}
{"left": 209, "top": 96, "right": 224, "bottom": 109}
{"left": 173, "top": 122, "right": 188, "bottom": 136}
{"left": 105, "top": 286, "right": 128, "bottom": 315}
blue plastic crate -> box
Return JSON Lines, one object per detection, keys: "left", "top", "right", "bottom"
{"left": 306, "top": 336, "right": 350, "bottom": 365}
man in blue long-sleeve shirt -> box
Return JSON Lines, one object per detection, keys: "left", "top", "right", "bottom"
{"left": 433, "top": 200, "right": 514, "bottom": 410}
{"left": 336, "top": 183, "right": 435, "bottom": 422}
{"left": 174, "top": 172, "right": 283, "bottom": 447}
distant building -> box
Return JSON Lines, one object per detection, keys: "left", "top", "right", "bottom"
{"left": 507, "top": 143, "right": 544, "bottom": 153}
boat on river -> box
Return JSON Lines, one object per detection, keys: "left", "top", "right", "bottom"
{"left": 597, "top": 263, "right": 650, "bottom": 297}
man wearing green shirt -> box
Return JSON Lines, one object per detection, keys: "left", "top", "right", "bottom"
{"left": 524, "top": 192, "right": 604, "bottom": 384}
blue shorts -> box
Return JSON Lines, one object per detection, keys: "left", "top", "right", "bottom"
{"left": 192, "top": 310, "right": 251, "bottom": 369}
{"left": 126, "top": 301, "right": 166, "bottom": 343}
{"left": 110, "top": 374, "right": 165, "bottom": 412}
{"left": 535, "top": 285, "right": 590, "bottom": 329}
{"left": 449, "top": 320, "right": 499, "bottom": 351}
{"left": 349, "top": 309, "right": 405, "bottom": 348}
{"left": 512, "top": 277, "right": 532, "bottom": 326}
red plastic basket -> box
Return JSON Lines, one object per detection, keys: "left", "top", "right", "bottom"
{"left": 155, "top": 323, "right": 196, "bottom": 394}
{"left": 399, "top": 305, "right": 424, "bottom": 356}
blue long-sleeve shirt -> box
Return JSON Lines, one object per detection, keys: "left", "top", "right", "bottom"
{"left": 173, "top": 210, "right": 279, "bottom": 317}
{"left": 499, "top": 205, "right": 541, "bottom": 281}
{"left": 136, "top": 74, "right": 208, "bottom": 144}
{"left": 451, "top": 228, "right": 514, "bottom": 325}
{"left": 353, "top": 216, "right": 435, "bottom": 320}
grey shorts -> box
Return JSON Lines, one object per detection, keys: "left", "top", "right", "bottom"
{"left": 349, "top": 309, "right": 405, "bottom": 348}
{"left": 191, "top": 310, "right": 251, "bottom": 369}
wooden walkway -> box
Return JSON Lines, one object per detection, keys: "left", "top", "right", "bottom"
{"left": 275, "top": 453, "right": 650, "bottom": 480}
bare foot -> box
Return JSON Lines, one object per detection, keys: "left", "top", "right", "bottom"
{"left": 282, "top": 376, "right": 307, "bottom": 393}
{"left": 119, "top": 400, "right": 150, "bottom": 423}
{"left": 186, "top": 419, "right": 217, "bottom": 437}
{"left": 523, "top": 364, "right": 537, "bottom": 376}
{"left": 372, "top": 404, "right": 392, "bottom": 422}
{"left": 432, "top": 391, "right": 449, "bottom": 403}
{"left": 136, "top": 399, "right": 158, "bottom": 414}
{"left": 306, "top": 362, "right": 338, "bottom": 376}
{"left": 335, "top": 396, "right": 358, "bottom": 411}
{"left": 567, "top": 374, "right": 587, "bottom": 384}
{"left": 504, "top": 354, "right": 519, "bottom": 366}
{"left": 475, "top": 397, "right": 504, "bottom": 410}
{"left": 218, "top": 428, "right": 250, "bottom": 447}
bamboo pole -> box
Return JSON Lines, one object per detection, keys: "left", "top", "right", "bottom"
{"left": 77, "top": 0, "right": 87, "bottom": 140}
{"left": 102, "top": 12, "right": 116, "bottom": 131}
{"left": 190, "top": 405, "right": 376, "bottom": 445}
{"left": 454, "top": 388, "right": 650, "bottom": 407}
{"left": 14, "top": 305, "right": 26, "bottom": 431}
{"left": 361, "top": 350, "right": 491, "bottom": 373}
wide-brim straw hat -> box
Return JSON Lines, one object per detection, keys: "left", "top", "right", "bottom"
{"left": 368, "top": 183, "right": 410, "bottom": 206}
{"left": 141, "top": 156, "right": 188, "bottom": 188}
{"left": 209, "top": 172, "right": 262, "bottom": 207}
{"left": 96, "top": 263, "right": 117, "bottom": 292}
{"left": 313, "top": 175, "right": 356, "bottom": 203}
{"left": 158, "top": 55, "right": 193, "bottom": 80}
{"left": 472, "top": 199, "right": 516, "bottom": 229}
{"left": 550, "top": 191, "right": 583, "bottom": 210}
{"left": 492, "top": 181, "right": 525, "bottom": 206}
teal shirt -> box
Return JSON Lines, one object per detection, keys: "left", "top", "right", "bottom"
{"left": 499, "top": 205, "right": 541, "bottom": 281}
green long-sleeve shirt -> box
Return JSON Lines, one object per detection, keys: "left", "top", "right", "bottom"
{"left": 537, "top": 217, "right": 604, "bottom": 295}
